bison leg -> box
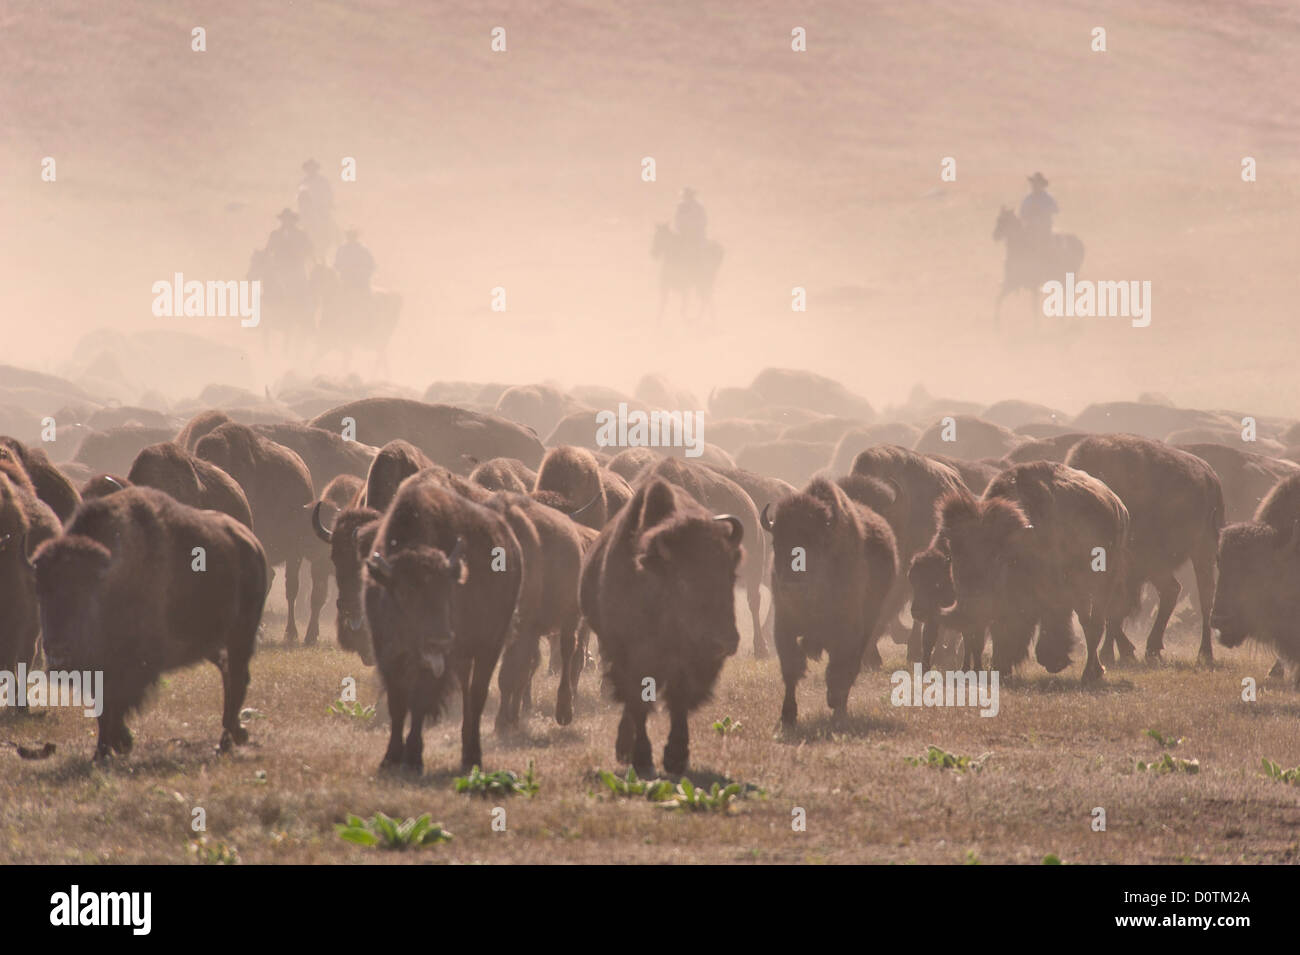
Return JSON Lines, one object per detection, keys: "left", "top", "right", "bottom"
{"left": 906, "top": 620, "right": 925, "bottom": 666}
{"left": 94, "top": 701, "right": 129, "bottom": 761}
{"left": 460, "top": 652, "right": 495, "bottom": 772}
{"left": 555, "top": 614, "right": 579, "bottom": 726}
{"left": 1035, "top": 607, "right": 1074, "bottom": 674}
{"left": 663, "top": 696, "right": 690, "bottom": 777}
{"left": 774, "top": 611, "right": 804, "bottom": 726}
{"left": 381, "top": 682, "right": 409, "bottom": 770}
{"left": 920, "top": 621, "right": 942, "bottom": 671}
{"left": 220, "top": 638, "right": 255, "bottom": 750}
{"left": 1268, "top": 658, "right": 1285, "bottom": 679}
{"left": 303, "top": 557, "right": 330, "bottom": 646}
{"left": 494, "top": 636, "right": 527, "bottom": 734}
{"left": 403, "top": 705, "right": 427, "bottom": 773}
{"left": 1191, "top": 549, "right": 1216, "bottom": 666}
{"left": 1080, "top": 607, "right": 1106, "bottom": 686}
{"left": 615, "top": 706, "right": 637, "bottom": 763}
{"left": 283, "top": 555, "right": 302, "bottom": 645}
{"left": 1143, "top": 572, "right": 1181, "bottom": 662}
{"left": 747, "top": 582, "right": 768, "bottom": 658}
{"left": 962, "top": 629, "right": 987, "bottom": 670}
{"left": 991, "top": 616, "right": 1034, "bottom": 678}
{"left": 825, "top": 641, "right": 863, "bottom": 724}
{"left": 616, "top": 700, "right": 653, "bottom": 776}
{"left": 1100, "top": 615, "right": 1138, "bottom": 666}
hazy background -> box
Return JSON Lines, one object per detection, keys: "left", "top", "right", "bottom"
{"left": 2, "top": 0, "right": 1298, "bottom": 415}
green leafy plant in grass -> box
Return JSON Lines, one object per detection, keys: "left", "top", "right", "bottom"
{"left": 1042, "top": 853, "right": 1062, "bottom": 865}
{"left": 1144, "top": 729, "right": 1183, "bottom": 749}
{"left": 712, "top": 716, "right": 742, "bottom": 736}
{"left": 1261, "top": 758, "right": 1300, "bottom": 784}
{"left": 904, "top": 745, "right": 990, "bottom": 773}
{"left": 188, "top": 836, "right": 239, "bottom": 864}
{"left": 335, "top": 813, "right": 453, "bottom": 850}
{"left": 327, "top": 700, "right": 376, "bottom": 721}
{"left": 595, "top": 768, "right": 677, "bottom": 802}
{"left": 658, "top": 777, "right": 766, "bottom": 812}
{"left": 454, "top": 761, "right": 539, "bottom": 797}
{"left": 1136, "top": 752, "right": 1199, "bottom": 774}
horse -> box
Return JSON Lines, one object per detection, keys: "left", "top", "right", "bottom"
{"left": 308, "top": 263, "right": 400, "bottom": 376}
{"left": 247, "top": 248, "right": 316, "bottom": 358}
{"left": 652, "top": 224, "right": 723, "bottom": 323}
{"left": 993, "top": 207, "right": 1085, "bottom": 329}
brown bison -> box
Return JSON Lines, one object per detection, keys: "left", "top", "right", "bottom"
{"left": 308, "top": 398, "right": 544, "bottom": 474}
{"left": 936, "top": 461, "right": 1130, "bottom": 683}
{"left": 252, "top": 422, "right": 377, "bottom": 485}
{"left": 1212, "top": 474, "right": 1300, "bottom": 684}
{"left": 364, "top": 472, "right": 522, "bottom": 772}
{"left": 127, "top": 442, "right": 254, "bottom": 529}
{"left": 363, "top": 440, "right": 435, "bottom": 512}
{"left": 634, "top": 457, "right": 770, "bottom": 656}
{"left": 913, "top": 415, "right": 1024, "bottom": 462}
{"left": 533, "top": 446, "right": 610, "bottom": 530}
{"left": 483, "top": 493, "right": 587, "bottom": 729}
{"left": 1065, "top": 434, "right": 1223, "bottom": 664}
{"left": 580, "top": 478, "right": 744, "bottom": 776}
{"left": 0, "top": 471, "right": 61, "bottom": 673}
{"left": 1175, "top": 443, "right": 1300, "bottom": 523}
{"left": 763, "top": 477, "right": 897, "bottom": 725}
{"left": 73, "top": 424, "right": 177, "bottom": 476}
{"left": 195, "top": 423, "right": 317, "bottom": 643}
{"left": 0, "top": 436, "right": 81, "bottom": 523}
{"left": 469, "top": 457, "right": 538, "bottom": 493}
{"left": 32, "top": 487, "right": 267, "bottom": 759}
{"left": 850, "top": 445, "right": 968, "bottom": 663}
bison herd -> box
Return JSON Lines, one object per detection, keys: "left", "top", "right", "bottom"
{"left": 3, "top": 368, "right": 1299, "bottom": 778}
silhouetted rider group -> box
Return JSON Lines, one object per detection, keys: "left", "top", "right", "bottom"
{"left": 256, "top": 159, "right": 376, "bottom": 329}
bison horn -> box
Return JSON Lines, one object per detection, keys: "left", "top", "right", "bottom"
{"left": 366, "top": 550, "right": 393, "bottom": 582}
{"left": 760, "top": 503, "right": 775, "bottom": 532}
{"left": 311, "top": 500, "right": 334, "bottom": 543}
{"left": 103, "top": 475, "right": 125, "bottom": 492}
{"left": 448, "top": 536, "right": 468, "bottom": 571}
{"left": 568, "top": 490, "right": 602, "bottom": 519}
{"left": 715, "top": 514, "right": 744, "bottom": 545}
{"left": 20, "top": 533, "right": 34, "bottom": 571}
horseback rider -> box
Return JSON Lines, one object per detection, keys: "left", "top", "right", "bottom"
{"left": 333, "top": 227, "right": 375, "bottom": 321}
{"left": 264, "top": 208, "right": 314, "bottom": 303}
{"left": 674, "top": 186, "right": 708, "bottom": 255}
{"left": 1018, "top": 172, "right": 1058, "bottom": 250}
{"left": 297, "top": 158, "right": 337, "bottom": 255}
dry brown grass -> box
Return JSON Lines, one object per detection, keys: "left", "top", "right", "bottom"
{"left": 3, "top": 604, "right": 1299, "bottom": 865}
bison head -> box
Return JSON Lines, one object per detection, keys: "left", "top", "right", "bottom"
{"left": 31, "top": 535, "right": 112, "bottom": 671}
{"left": 765, "top": 491, "right": 834, "bottom": 585}
{"left": 364, "top": 537, "right": 467, "bottom": 677}
{"left": 936, "top": 494, "right": 1035, "bottom": 629}
{"left": 637, "top": 514, "right": 744, "bottom": 658}
{"left": 323, "top": 508, "right": 380, "bottom": 662}
{"left": 908, "top": 545, "right": 954, "bottom": 623}
{"left": 1212, "top": 521, "right": 1298, "bottom": 648}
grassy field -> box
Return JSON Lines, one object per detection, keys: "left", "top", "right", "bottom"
{"left": 3, "top": 600, "right": 1298, "bottom": 865}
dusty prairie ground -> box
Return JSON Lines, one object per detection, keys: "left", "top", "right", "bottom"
{"left": 3, "top": 596, "right": 1299, "bottom": 865}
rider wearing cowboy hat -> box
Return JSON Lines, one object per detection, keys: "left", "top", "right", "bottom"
{"left": 673, "top": 186, "right": 708, "bottom": 250}
{"left": 1018, "top": 172, "right": 1058, "bottom": 244}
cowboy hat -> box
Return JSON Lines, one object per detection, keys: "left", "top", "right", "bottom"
{"left": 1027, "top": 172, "right": 1049, "bottom": 187}
{"left": 302, "top": 158, "right": 321, "bottom": 172}
{"left": 277, "top": 207, "right": 299, "bottom": 222}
